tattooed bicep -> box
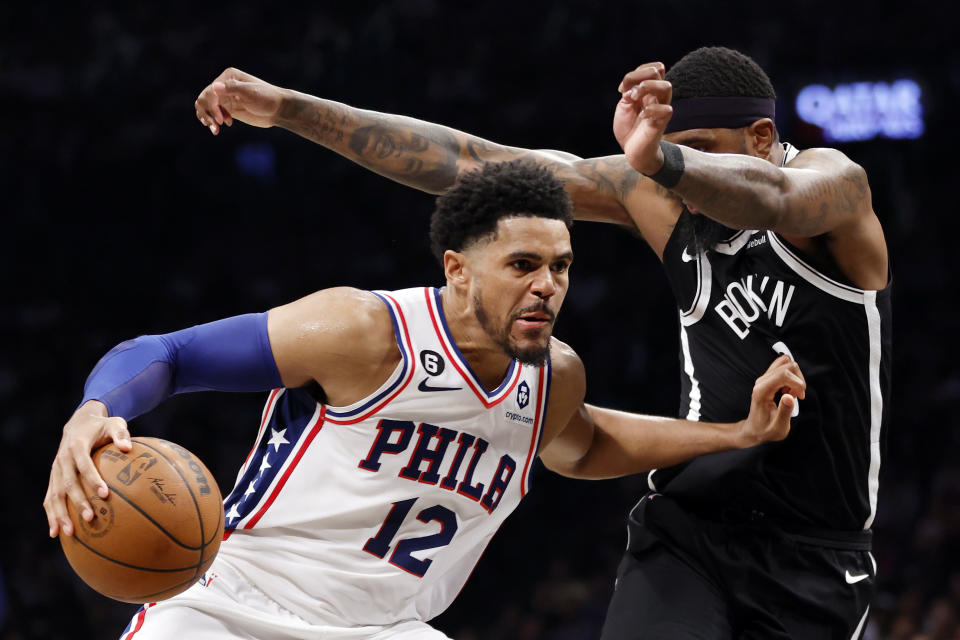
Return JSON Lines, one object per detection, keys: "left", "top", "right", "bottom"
{"left": 463, "top": 138, "right": 530, "bottom": 163}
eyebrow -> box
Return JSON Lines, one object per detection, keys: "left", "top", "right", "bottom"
{"left": 674, "top": 135, "right": 711, "bottom": 147}
{"left": 507, "top": 250, "right": 574, "bottom": 261}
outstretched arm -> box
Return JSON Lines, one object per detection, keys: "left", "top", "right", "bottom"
{"left": 45, "top": 288, "right": 396, "bottom": 538}
{"left": 194, "top": 68, "right": 646, "bottom": 226}
{"left": 539, "top": 350, "right": 805, "bottom": 480}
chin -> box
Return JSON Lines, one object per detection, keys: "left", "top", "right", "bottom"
{"left": 510, "top": 340, "right": 551, "bottom": 367}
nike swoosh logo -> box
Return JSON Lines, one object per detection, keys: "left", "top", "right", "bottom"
{"left": 681, "top": 247, "right": 695, "bottom": 262}
{"left": 844, "top": 570, "right": 869, "bottom": 584}
{"left": 418, "top": 379, "right": 462, "bottom": 393}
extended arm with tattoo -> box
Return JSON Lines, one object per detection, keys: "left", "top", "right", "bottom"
{"left": 195, "top": 67, "right": 646, "bottom": 225}
{"left": 665, "top": 146, "right": 872, "bottom": 237}
{"left": 275, "top": 91, "right": 515, "bottom": 194}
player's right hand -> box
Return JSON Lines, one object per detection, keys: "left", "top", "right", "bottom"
{"left": 737, "top": 355, "right": 806, "bottom": 448}
{"left": 613, "top": 62, "right": 674, "bottom": 176}
{"left": 44, "top": 401, "right": 132, "bottom": 538}
{"left": 195, "top": 67, "right": 286, "bottom": 135}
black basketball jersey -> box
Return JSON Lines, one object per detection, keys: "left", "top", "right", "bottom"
{"left": 650, "top": 144, "right": 892, "bottom": 533}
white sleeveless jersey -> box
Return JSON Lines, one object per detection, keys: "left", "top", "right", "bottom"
{"left": 217, "top": 287, "right": 551, "bottom": 626}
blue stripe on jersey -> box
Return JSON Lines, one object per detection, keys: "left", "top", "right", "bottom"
{"left": 119, "top": 608, "right": 141, "bottom": 637}
{"left": 431, "top": 288, "right": 517, "bottom": 398}
{"left": 325, "top": 291, "right": 410, "bottom": 419}
{"left": 223, "top": 389, "right": 318, "bottom": 532}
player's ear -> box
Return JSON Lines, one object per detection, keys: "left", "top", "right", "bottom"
{"left": 443, "top": 250, "right": 469, "bottom": 287}
{"left": 746, "top": 118, "right": 776, "bottom": 158}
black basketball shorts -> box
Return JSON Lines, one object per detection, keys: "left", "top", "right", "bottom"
{"left": 599, "top": 494, "right": 875, "bottom": 640}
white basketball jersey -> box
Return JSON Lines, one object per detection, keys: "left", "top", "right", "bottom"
{"left": 217, "top": 287, "right": 551, "bottom": 626}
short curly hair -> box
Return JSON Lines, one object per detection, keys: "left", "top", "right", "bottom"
{"left": 666, "top": 46, "right": 776, "bottom": 100}
{"left": 429, "top": 160, "right": 573, "bottom": 263}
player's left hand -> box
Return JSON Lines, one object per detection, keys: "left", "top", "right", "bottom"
{"left": 737, "top": 355, "right": 806, "bottom": 448}
{"left": 612, "top": 63, "right": 674, "bottom": 176}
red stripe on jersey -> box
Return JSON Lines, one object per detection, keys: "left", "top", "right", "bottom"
{"left": 243, "top": 388, "right": 282, "bottom": 468}
{"left": 242, "top": 406, "right": 327, "bottom": 530}
{"left": 520, "top": 366, "right": 547, "bottom": 497}
{"left": 326, "top": 293, "right": 416, "bottom": 425}
{"left": 424, "top": 288, "right": 522, "bottom": 408}
{"left": 123, "top": 602, "right": 156, "bottom": 639}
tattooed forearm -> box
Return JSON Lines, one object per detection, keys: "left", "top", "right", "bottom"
{"left": 348, "top": 127, "right": 431, "bottom": 159}
{"left": 272, "top": 91, "right": 639, "bottom": 223}
{"left": 670, "top": 147, "right": 869, "bottom": 236}
{"left": 274, "top": 92, "right": 517, "bottom": 194}
{"left": 277, "top": 93, "right": 352, "bottom": 146}
{"left": 342, "top": 122, "right": 461, "bottom": 192}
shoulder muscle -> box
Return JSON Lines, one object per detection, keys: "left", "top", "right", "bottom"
{"left": 268, "top": 288, "right": 400, "bottom": 395}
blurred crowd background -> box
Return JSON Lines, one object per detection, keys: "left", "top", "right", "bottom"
{"left": 3, "top": 2, "right": 957, "bottom": 638}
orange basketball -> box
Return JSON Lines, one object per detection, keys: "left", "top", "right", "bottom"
{"left": 60, "top": 437, "right": 224, "bottom": 603}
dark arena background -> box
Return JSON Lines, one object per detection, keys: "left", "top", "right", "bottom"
{"left": 4, "top": 2, "right": 957, "bottom": 638}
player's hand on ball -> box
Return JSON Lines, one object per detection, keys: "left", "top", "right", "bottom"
{"left": 612, "top": 62, "right": 674, "bottom": 176}
{"left": 737, "top": 355, "right": 806, "bottom": 448}
{"left": 195, "top": 67, "right": 286, "bottom": 135}
{"left": 44, "top": 401, "right": 132, "bottom": 538}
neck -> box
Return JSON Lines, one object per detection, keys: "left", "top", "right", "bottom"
{"left": 439, "top": 286, "right": 515, "bottom": 391}
{"left": 767, "top": 141, "right": 786, "bottom": 166}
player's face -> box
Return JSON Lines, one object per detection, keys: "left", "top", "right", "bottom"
{"left": 663, "top": 127, "right": 749, "bottom": 252}
{"left": 468, "top": 216, "right": 572, "bottom": 366}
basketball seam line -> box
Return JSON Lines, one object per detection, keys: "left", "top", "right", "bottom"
{"left": 106, "top": 482, "right": 204, "bottom": 551}
{"left": 66, "top": 532, "right": 207, "bottom": 573}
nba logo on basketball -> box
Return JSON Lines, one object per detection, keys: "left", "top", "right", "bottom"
{"left": 116, "top": 452, "right": 158, "bottom": 486}
{"left": 516, "top": 381, "right": 530, "bottom": 409}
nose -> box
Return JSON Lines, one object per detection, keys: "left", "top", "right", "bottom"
{"left": 531, "top": 265, "right": 557, "bottom": 299}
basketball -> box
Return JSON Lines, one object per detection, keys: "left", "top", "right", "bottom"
{"left": 59, "top": 437, "right": 224, "bottom": 603}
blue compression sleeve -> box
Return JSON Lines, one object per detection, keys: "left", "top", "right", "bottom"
{"left": 80, "top": 312, "right": 283, "bottom": 420}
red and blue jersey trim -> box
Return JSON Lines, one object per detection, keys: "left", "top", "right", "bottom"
{"left": 239, "top": 388, "right": 283, "bottom": 475}
{"left": 222, "top": 391, "right": 326, "bottom": 539}
{"left": 424, "top": 287, "right": 522, "bottom": 408}
{"left": 520, "top": 357, "right": 551, "bottom": 497}
{"left": 324, "top": 291, "right": 416, "bottom": 425}
{"left": 120, "top": 602, "right": 157, "bottom": 639}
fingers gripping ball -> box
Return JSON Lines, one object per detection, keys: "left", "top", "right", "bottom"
{"left": 60, "top": 437, "right": 224, "bottom": 603}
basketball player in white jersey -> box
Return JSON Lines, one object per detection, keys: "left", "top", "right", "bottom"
{"left": 45, "top": 160, "right": 804, "bottom": 639}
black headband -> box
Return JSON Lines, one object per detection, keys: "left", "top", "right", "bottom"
{"left": 664, "top": 96, "right": 776, "bottom": 133}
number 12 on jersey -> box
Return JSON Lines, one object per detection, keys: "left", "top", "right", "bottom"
{"left": 363, "top": 498, "right": 459, "bottom": 577}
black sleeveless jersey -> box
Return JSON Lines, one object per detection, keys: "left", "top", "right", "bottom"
{"left": 650, "top": 146, "right": 892, "bottom": 532}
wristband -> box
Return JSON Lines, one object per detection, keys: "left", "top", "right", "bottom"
{"left": 644, "top": 140, "right": 685, "bottom": 188}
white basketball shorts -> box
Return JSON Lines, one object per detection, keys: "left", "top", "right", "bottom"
{"left": 118, "top": 557, "right": 453, "bottom": 640}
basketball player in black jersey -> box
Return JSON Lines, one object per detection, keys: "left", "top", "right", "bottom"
{"left": 195, "top": 46, "right": 891, "bottom": 639}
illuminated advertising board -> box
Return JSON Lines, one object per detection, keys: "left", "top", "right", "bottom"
{"left": 794, "top": 79, "right": 923, "bottom": 142}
